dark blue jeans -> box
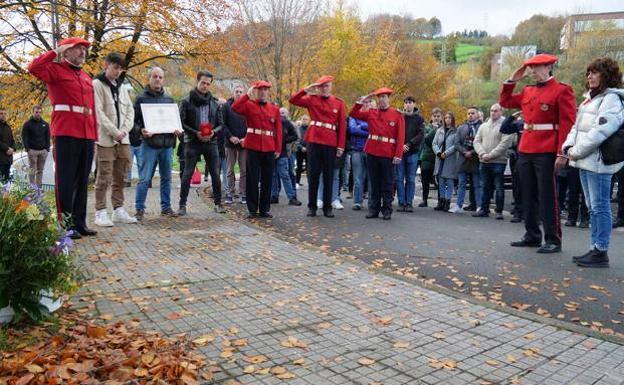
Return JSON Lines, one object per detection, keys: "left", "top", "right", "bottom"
{"left": 272, "top": 156, "right": 296, "bottom": 200}
{"left": 395, "top": 152, "right": 419, "bottom": 206}
{"left": 480, "top": 163, "right": 505, "bottom": 213}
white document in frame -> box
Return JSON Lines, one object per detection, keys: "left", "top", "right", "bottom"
{"left": 140, "top": 103, "right": 182, "bottom": 134}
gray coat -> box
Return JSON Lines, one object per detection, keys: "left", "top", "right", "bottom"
{"left": 562, "top": 88, "right": 624, "bottom": 174}
{"left": 432, "top": 127, "right": 458, "bottom": 179}
{"left": 455, "top": 120, "right": 481, "bottom": 173}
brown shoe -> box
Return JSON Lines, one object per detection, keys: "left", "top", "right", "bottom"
{"left": 161, "top": 207, "right": 178, "bottom": 217}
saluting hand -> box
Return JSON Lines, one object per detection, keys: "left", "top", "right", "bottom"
{"left": 247, "top": 86, "right": 256, "bottom": 100}
{"left": 55, "top": 44, "right": 73, "bottom": 55}
{"left": 304, "top": 83, "right": 319, "bottom": 93}
{"left": 509, "top": 65, "right": 528, "bottom": 82}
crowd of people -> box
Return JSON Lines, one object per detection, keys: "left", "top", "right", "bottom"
{"left": 1, "top": 36, "right": 623, "bottom": 269}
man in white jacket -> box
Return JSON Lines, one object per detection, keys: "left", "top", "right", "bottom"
{"left": 473, "top": 103, "right": 515, "bottom": 219}
{"left": 93, "top": 53, "right": 137, "bottom": 226}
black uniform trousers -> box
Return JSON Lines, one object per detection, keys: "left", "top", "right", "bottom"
{"left": 307, "top": 143, "right": 336, "bottom": 210}
{"left": 246, "top": 149, "right": 274, "bottom": 215}
{"left": 180, "top": 142, "right": 221, "bottom": 207}
{"left": 53, "top": 136, "right": 94, "bottom": 231}
{"left": 367, "top": 154, "right": 394, "bottom": 215}
{"left": 516, "top": 152, "right": 561, "bottom": 245}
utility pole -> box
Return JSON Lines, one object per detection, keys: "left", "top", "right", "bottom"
{"left": 51, "top": 0, "right": 60, "bottom": 48}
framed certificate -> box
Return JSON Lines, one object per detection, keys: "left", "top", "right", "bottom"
{"left": 140, "top": 103, "right": 182, "bottom": 134}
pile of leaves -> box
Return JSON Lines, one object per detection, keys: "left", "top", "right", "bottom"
{"left": 0, "top": 313, "right": 212, "bottom": 385}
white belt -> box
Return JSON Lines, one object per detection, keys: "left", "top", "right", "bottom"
{"left": 368, "top": 134, "right": 396, "bottom": 144}
{"left": 53, "top": 104, "right": 92, "bottom": 115}
{"left": 310, "top": 121, "right": 336, "bottom": 131}
{"left": 246, "top": 128, "right": 274, "bottom": 137}
{"left": 524, "top": 123, "right": 558, "bottom": 131}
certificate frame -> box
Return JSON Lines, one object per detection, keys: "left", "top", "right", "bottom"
{"left": 140, "top": 103, "right": 182, "bottom": 134}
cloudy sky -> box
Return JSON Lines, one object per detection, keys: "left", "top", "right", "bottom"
{"left": 354, "top": 0, "right": 623, "bottom": 35}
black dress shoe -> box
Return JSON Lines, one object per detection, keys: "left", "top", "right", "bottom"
{"left": 472, "top": 210, "right": 489, "bottom": 218}
{"left": 463, "top": 205, "right": 476, "bottom": 212}
{"left": 396, "top": 205, "right": 406, "bottom": 212}
{"left": 510, "top": 239, "right": 541, "bottom": 247}
{"left": 323, "top": 209, "right": 334, "bottom": 218}
{"left": 578, "top": 220, "right": 589, "bottom": 228}
{"left": 247, "top": 212, "right": 258, "bottom": 219}
{"left": 259, "top": 212, "right": 273, "bottom": 218}
{"left": 69, "top": 231, "right": 82, "bottom": 240}
{"left": 613, "top": 218, "right": 624, "bottom": 228}
{"left": 510, "top": 216, "right": 522, "bottom": 223}
{"left": 288, "top": 198, "right": 302, "bottom": 206}
{"left": 76, "top": 227, "right": 97, "bottom": 236}
{"left": 418, "top": 201, "right": 428, "bottom": 208}
{"left": 306, "top": 209, "right": 317, "bottom": 217}
{"left": 366, "top": 212, "right": 379, "bottom": 219}
{"left": 576, "top": 248, "right": 609, "bottom": 268}
{"left": 405, "top": 205, "right": 414, "bottom": 213}
{"left": 382, "top": 212, "right": 392, "bottom": 220}
{"left": 572, "top": 249, "right": 594, "bottom": 263}
{"left": 564, "top": 219, "right": 577, "bottom": 227}
{"left": 537, "top": 243, "right": 561, "bottom": 254}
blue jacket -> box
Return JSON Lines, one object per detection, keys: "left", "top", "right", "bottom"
{"left": 348, "top": 117, "right": 368, "bottom": 152}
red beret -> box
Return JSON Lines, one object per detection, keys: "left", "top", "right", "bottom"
{"left": 58, "top": 37, "right": 91, "bottom": 48}
{"left": 372, "top": 87, "right": 393, "bottom": 96}
{"left": 252, "top": 80, "right": 272, "bottom": 89}
{"left": 523, "top": 54, "right": 558, "bottom": 67}
{"left": 314, "top": 75, "right": 334, "bottom": 85}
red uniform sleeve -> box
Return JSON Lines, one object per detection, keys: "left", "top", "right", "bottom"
{"left": 499, "top": 82, "right": 523, "bottom": 109}
{"left": 337, "top": 101, "right": 347, "bottom": 150}
{"left": 232, "top": 94, "right": 250, "bottom": 116}
{"left": 288, "top": 89, "right": 310, "bottom": 108}
{"left": 349, "top": 103, "right": 370, "bottom": 121}
{"left": 28, "top": 50, "right": 59, "bottom": 84}
{"left": 556, "top": 85, "right": 577, "bottom": 156}
{"left": 274, "top": 108, "right": 283, "bottom": 155}
{"left": 395, "top": 112, "right": 405, "bottom": 159}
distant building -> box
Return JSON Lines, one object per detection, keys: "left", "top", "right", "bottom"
{"left": 560, "top": 11, "right": 624, "bottom": 51}
{"left": 491, "top": 45, "right": 537, "bottom": 79}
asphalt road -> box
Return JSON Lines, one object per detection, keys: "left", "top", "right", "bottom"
{"left": 223, "top": 179, "right": 624, "bottom": 338}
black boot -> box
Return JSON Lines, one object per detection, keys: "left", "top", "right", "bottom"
{"left": 323, "top": 208, "right": 335, "bottom": 218}
{"left": 443, "top": 199, "right": 451, "bottom": 212}
{"left": 575, "top": 248, "right": 609, "bottom": 268}
{"left": 433, "top": 199, "right": 445, "bottom": 211}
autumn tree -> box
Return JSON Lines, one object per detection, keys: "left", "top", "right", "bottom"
{"left": 0, "top": 0, "right": 233, "bottom": 131}
{"left": 511, "top": 14, "right": 567, "bottom": 54}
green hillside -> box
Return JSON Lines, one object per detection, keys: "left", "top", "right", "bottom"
{"left": 455, "top": 43, "right": 487, "bottom": 63}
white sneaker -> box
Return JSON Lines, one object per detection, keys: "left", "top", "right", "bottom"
{"left": 112, "top": 207, "right": 138, "bottom": 224}
{"left": 448, "top": 204, "right": 461, "bottom": 213}
{"left": 94, "top": 209, "right": 114, "bottom": 227}
{"left": 317, "top": 199, "right": 323, "bottom": 208}
{"left": 332, "top": 199, "right": 344, "bottom": 210}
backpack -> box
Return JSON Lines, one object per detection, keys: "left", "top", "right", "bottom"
{"left": 599, "top": 94, "right": 624, "bottom": 165}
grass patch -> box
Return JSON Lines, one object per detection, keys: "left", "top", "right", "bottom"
{"left": 455, "top": 43, "right": 487, "bottom": 63}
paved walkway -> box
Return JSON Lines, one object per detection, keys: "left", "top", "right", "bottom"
{"left": 72, "top": 187, "right": 624, "bottom": 385}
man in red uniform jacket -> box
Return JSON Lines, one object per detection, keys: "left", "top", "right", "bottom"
{"left": 499, "top": 53, "right": 576, "bottom": 253}
{"left": 232, "top": 81, "right": 282, "bottom": 218}
{"left": 29, "top": 37, "right": 99, "bottom": 239}
{"left": 350, "top": 87, "right": 405, "bottom": 220}
{"left": 289, "top": 75, "right": 346, "bottom": 218}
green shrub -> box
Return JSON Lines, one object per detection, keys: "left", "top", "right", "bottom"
{"left": 0, "top": 182, "right": 78, "bottom": 323}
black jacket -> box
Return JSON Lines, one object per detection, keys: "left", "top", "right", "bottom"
{"left": 223, "top": 98, "right": 247, "bottom": 148}
{"left": 403, "top": 111, "right": 424, "bottom": 155}
{"left": 132, "top": 86, "right": 177, "bottom": 148}
{"left": 280, "top": 117, "right": 298, "bottom": 158}
{"left": 179, "top": 89, "right": 223, "bottom": 146}
{"left": 0, "top": 121, "right": 15, "bottom": 165}
{"left": 21, "top": 116, "right": 50, "bottom": 151}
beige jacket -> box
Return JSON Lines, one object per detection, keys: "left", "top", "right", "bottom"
{"left": 93, "top": 77, "right": 134, "bottom": 147}
{"left": 473, "top": 117, "right": 515, "bottom": 164}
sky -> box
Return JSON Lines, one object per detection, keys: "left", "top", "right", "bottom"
{"left": 354, "top": 0, "right": 623, "bottom": 36}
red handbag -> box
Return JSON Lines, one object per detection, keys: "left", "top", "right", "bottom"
{"left": 191, "top": 167, "right": 201, "bottom": 185}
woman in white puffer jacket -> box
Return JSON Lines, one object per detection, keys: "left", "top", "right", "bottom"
{"left": 561, "top": 57, "right": 624, "bottom": 268}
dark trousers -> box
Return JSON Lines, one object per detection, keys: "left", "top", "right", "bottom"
{"left": 517, "top": 152, "right": 561, "bottom": 245}
{"left": 615, "top": 168, "right": 624, "bottom": 220}
{"left": 307, "top": 143, "right": 336, "bottom": 210}
{"left": 296, "top": 149, "right": 306, "bottom": 184}
{"left": 367, "top": 154, "right": 393, "bottom": 215}
{"left": 480, "top": 163, "right": 505, "bottom": 213}
{"left": 510, "top": 154, "right": 522, "bottom": 217}
{"left": 420, "top": 167, "right": 434, "bottom": 202}
{"left": 180, "top": 142, "right": 221, "bottom": 207}
{"left": 246, "top": 149, "right": 274, "bottom": 214}
{"left": 53, "top": 136, "right": 94, "bottom": 230}
{"left": 0, "top": 164, "right": 10, "bottom": 182}
{"left": 565, "top": 167, "right": 589, "bottom": 223}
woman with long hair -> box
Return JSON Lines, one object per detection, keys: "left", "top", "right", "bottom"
{"left": 432, "top": 112, "right": 458, "bottom": 212}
